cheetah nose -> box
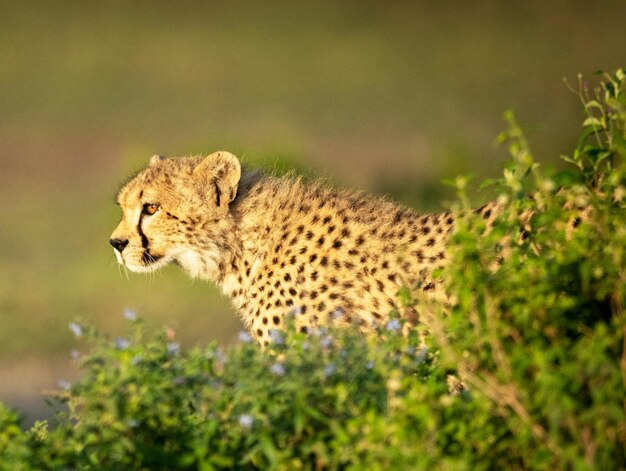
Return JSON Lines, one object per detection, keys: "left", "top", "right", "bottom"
{"left": 109, "top": 238, "right": 129, "bottom": 253}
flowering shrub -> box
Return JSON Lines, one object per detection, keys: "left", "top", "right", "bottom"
{"left": 1, "top": 69, "right": 625, "bottom": 470}
{"left": 2, "top": 317, "right": 442, "bottom": 470}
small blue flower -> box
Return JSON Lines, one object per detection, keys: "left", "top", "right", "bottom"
{"left": 215, "top": 349, "right": 227, "bottom": 363}
{"left": 127, "top": 419, "right": 140, "bottom": 428}
{"left": 58, "top": 380, "right": 71, "bottom": 390}
{"left": 68, "top": 322, "right": 83, "bottom": 338}
{"left": 415, "top": 348, "right": 428, "bottom": 364}
{"left": 385, "top": 319, "right": 402, "bottom": 333}
{"left": 320, "top": 336, "right": 333, "bottom": 349}
{"left": 115, "top": 337, "right": 131, "bottom": 350}
{"left": 366, "top": 360, "right": 375, "bottom": 370}
{"left": 269, "top": 329, "right": 284, "bottom": 345}
{"left": 167, "top": 342, "right": 180, "bottom": 355}
{"left": 238, "top": 331, "right": 253, "bottom": 343}
{"left": 123, "top": 308, "right": 137, "bottom": 321}
{"left": 314, "top": 326, "right": 329, "bottom": 337}
{"left": 239, "top": 414, "right": 254, "bottom": 429}
{"left": 289, "top": 306, "right": 304, "bottom": 317}
{"left": 131, "top": 354, "right": 143, "bottom": 365}
{"left": 270, "top": 363, "right": 285, "bottom": 376}
{"left": 323, "top": 364, "right": 336, "bottom": 378}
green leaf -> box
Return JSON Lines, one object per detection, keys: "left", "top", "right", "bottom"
{"left": 582, "top": 116, "right": 604, "bottom": 128}
{"left": 584, "top": 100, "right": 605, "bottom": 111}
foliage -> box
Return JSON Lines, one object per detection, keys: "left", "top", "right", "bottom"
{"left": 1, "top": 69, "right": 625, "bottom": 469}
{"left": 2, "top": 319, "right": 448, "bottom": 470}
{"left": 427, "top": 68, "right": 626, "bottom": 469}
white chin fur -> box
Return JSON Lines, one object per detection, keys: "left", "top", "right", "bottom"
{"left": 175, "top": 247, "right": 219, "bottom": 280}
{"left": 113, "top": 249, "right": 124, "bottom": 264}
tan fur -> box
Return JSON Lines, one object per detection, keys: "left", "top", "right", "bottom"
{"left": 110, "top": 152, "right": 498, "bottom": 345}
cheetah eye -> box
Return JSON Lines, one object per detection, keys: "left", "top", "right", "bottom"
{"left": 142, "top": 203, "right": 160, "bottom": 216}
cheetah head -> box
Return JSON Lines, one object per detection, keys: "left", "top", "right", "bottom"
{"left": 110, "top": 151, "right": 241, "bottom": 280}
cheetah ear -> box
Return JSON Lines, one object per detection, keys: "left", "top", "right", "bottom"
{"left": 193, "top": 151, "right": 241, "bottom": 208}
{"left": 149, "top": 154, "right": 166, "bottom": 166}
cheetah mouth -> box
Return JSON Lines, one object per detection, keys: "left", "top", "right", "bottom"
{"left": 117, "top": 249, "right": 170, "bottom": 273}
{"left": 142, "top": 250, "right": 164, "bottom": 265}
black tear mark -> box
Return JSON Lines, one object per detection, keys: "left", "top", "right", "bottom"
{"left": 214, "top": 180, "right": 221, "bottom": 207}
{"left": 137, "top": 214, "right": 149, "bottom": 249}
{"left": 137, "top": 213, "right": 155, "bottom": 265}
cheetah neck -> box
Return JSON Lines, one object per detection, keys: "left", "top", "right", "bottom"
{"left": 212, "top": 173, "right": 290, "bottom": 316}
{"left": 175, "top": 244, "right": 222, "bottom": 280}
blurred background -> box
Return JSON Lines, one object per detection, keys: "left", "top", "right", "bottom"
{"left": 1, "top": 0, "right": 625, "bottom": 422}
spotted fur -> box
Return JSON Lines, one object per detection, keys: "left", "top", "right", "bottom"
{"left": 110, "top": 152, "right": 499, "bottom": 345}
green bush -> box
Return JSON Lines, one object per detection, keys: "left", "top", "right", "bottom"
{"left": 1, "top": 69, "right": 625, "bottom": 470}
{"left": 427, "top": 68, "right": 626, "bottom": 469}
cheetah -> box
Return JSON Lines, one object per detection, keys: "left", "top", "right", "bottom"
{"left": 110, "top": 151, "right": 498, "bottom": 345}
